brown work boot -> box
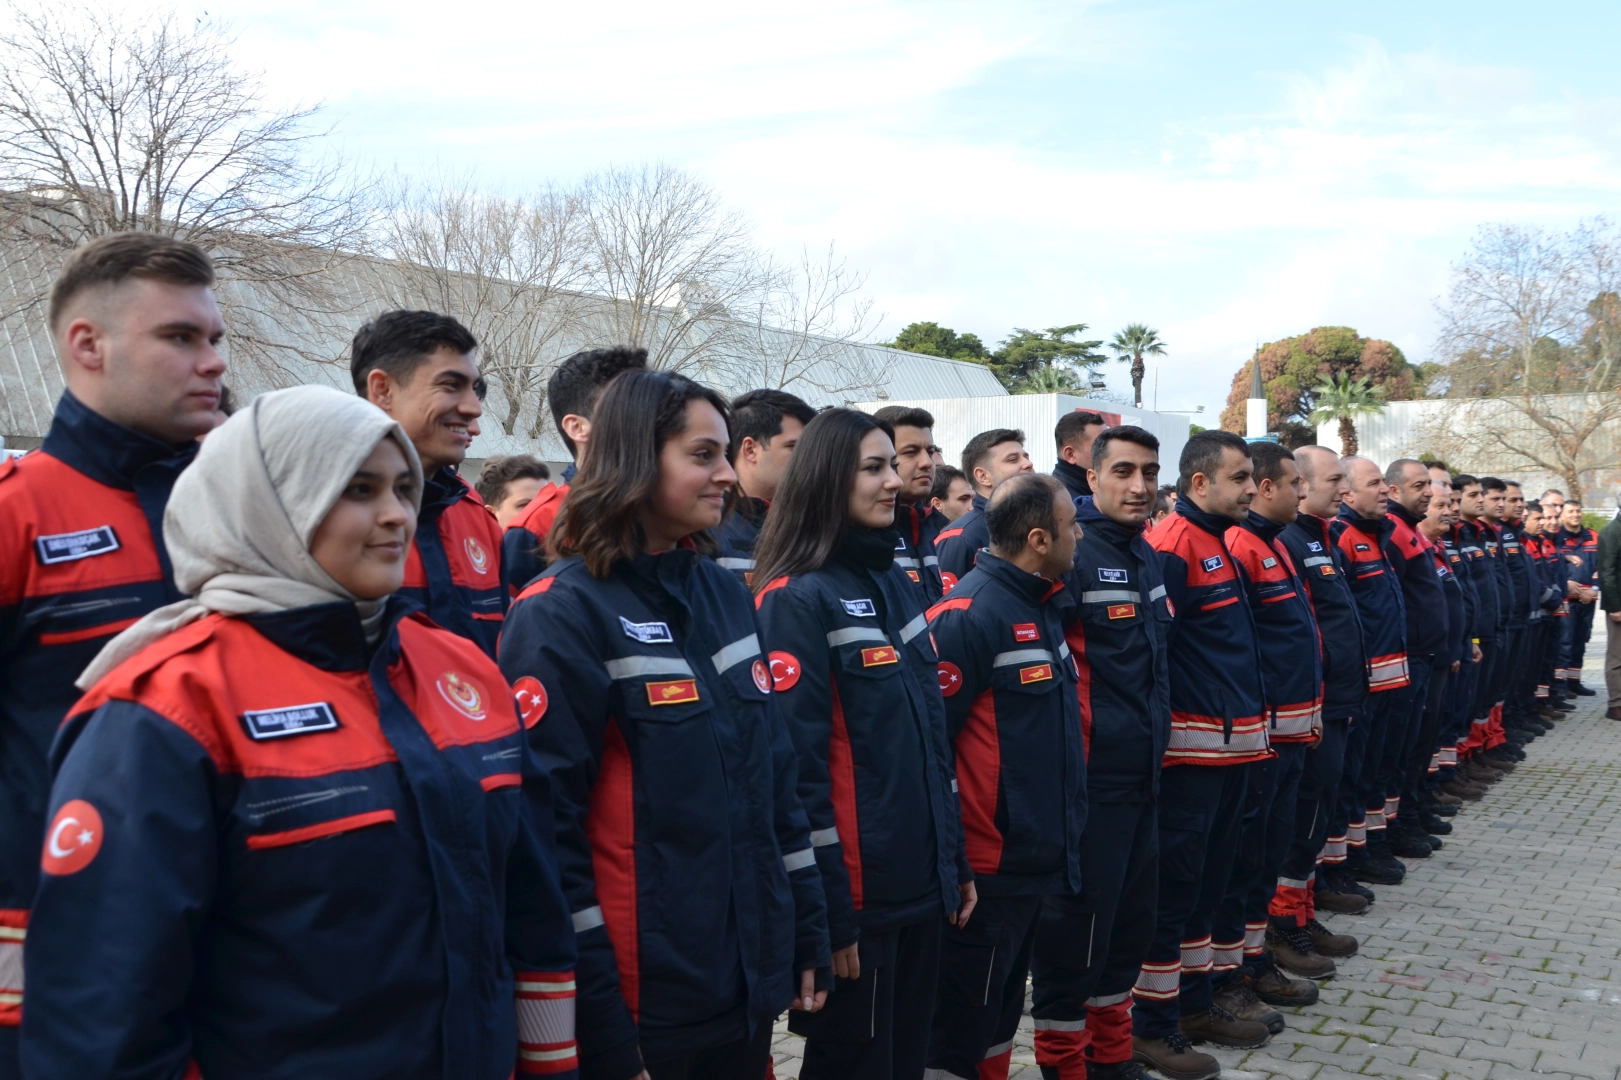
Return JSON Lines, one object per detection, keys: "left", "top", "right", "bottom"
{"left": 1313, "top": 884, "right": 1370, "bottom": 915}
{"left": 1265, "top": 922, "right": 1337, "bottom": 979}
{"left": 1248, "top": 954, "right": 1320, "bottom": 1007}
{"left": 1306, "top": 917, "right": 1359, "bottom": 957}
{"left": 1606, "top": 706, "right": 1621, "bottom": 721}
{"left": 1464, "top": 760, "right": 1503, "bottom": 783}
{"left": 1131, "top": 1031, "right": 1220, "bottom": 1080}
{"left": 1213, "top": 979, "right": 1284, "bottom": 1034}
{"left": 1432, "top": 789, "right": 1463, "bottom": 806}
{"left": 1442, "top": 778, "right": 1485, "bottom": 800}
{"left": 1179, "top": 1004, "right": 1271, "bottom": 1049}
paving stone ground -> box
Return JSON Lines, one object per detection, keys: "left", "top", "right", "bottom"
{"left": 770, "top": 625, "right": 1621, "bottom": 1079}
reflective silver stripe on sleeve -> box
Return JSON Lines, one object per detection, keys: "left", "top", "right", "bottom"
{"left": 993, "top": 648, "right": 1055, "bottom": 667}
{"left": 604, "top": 656, "right": 695, "bottom": 680}
{"left": 715, "top": 557, "right": 755, "bottom": 571}
{"left": 922, "top": 555, "right": 940, "bottom": 567}
{"left": 572, "top": 906, "right": 605, "bottom": 932}
{"left": 1149, "top": 584, "right": 1166, "bottom": 601}
{"left": 951, "top": 778, "right": 958, "bottom": 793}
{"left": 782, "top": 847, "right": 817, "bottom": 872}
{"left": 1057, "top": 640, "right": 1071, "bottom": 660}
{"left": 899, "top": 612, "right": 929, "bottom": 643}
{"left": 894, "top": 556, "right": 920, "bottom": 569}
{"left": 1302, "top": 557, "right": 1333, "bottom": 567}
{"left": 810, "top": 827, "right": 840, "bottom": 847}
{"left": 1081, "top": 589, "right": 1141, "bottom": 605}
{"left": 827, "top": 626, "right": 891, "bottom": 647}
{"left": 710, "top": 633, "right": 761, "bottom": 674}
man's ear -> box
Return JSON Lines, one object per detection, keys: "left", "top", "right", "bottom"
{"left": 364, "top": 367, "right": 393, "bottom": 410}
{"left": 59, "top": 316, "right": 107, "bottom": 376}
{"left": 560, "top": 414, "right": 591, "bottom": 448}
{"left": 739, "top": 435, "right": 762, "bottom": 467}
{"left": 1028, "top": 527, "right": 1052, "bottom": 556}
{"left": 974, "top": 466, "right": 992, "bottom": 492}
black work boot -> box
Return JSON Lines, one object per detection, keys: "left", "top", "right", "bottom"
{"left": 1418, "top": 809, "right": 1453, "bottom": 835}
{"left": 1324, "top": 865, "right": 1375, "bottom": 903}
{"left": 1131, "top": 1031, "right": 1220, "bottom": 1080}
{"left": 1388, "top": 823, "right": 1434, "bottom": 859}
{"left": 1569, "top": 678, "right": 1597, "bottom": 697}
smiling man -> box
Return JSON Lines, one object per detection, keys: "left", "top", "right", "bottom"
{"left": 354, "top": 310, "right": 506, "bottom": 658}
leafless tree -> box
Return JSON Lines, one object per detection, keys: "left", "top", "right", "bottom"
{"left": 0, "top": 4, "right": 371, "bottom": 388}
{"left": 377, "top": 179, "right": 590, "bottom": 437}
{"left": 1429, "top": 219, "right": 1621, "bottom": 502}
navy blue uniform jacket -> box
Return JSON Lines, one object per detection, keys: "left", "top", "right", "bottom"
{"left": 927, "top": 551, "right": 1085, "bottom": 897}
{"left": 404, "top": 468, "right": 508, "bottom": 658}
{"left": 711, "top": 496, "right": 767, "bottom": 586}
{"left": 1333, "top": 508, "right": 1410, "bottom": 692}
{"left": 1384, "top": 503, "right": 1450, "bottom": 659}
{"left": 1059, "top": 498, "right": 1172, "bottom": 800}
{"left": 755, "top": 531, "right": 969, "bottom": 951}
{"left": 1279, "top": 513, "right": 1368, "bottom": 723}
{"left": 24, "top": 601, "right": 578, "bottom": 1079}
{"left": 500, "top": 550, "right": 829, "bottom": 1079}
{"left": 935, "top": 493, "right": 990, "bottom": 592}
{"left": 1228, "top": 511, "right": 1323, "bottom": 742}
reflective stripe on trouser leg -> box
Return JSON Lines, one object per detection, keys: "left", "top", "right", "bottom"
{"left": 1242, "top": 921, "right": 1268, "bottom": 958}
{"left": 1031, "top": 1018, "right": 1088, "bottom": 1080}
{"left": 1320, "top": 835, "right": 1348, "bottom": 862}
{"left": 1132, "top": 960, "right": 1180, "bottom": 1002}
{"left": 1210, "top": 938, "right": 1243, "bottom": 973}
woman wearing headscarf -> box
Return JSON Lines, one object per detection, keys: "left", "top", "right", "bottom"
{"left": 20, "top": 386, "right": 579, "bottom": 1080}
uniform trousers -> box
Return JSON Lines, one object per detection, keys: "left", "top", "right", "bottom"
{"left": 1132, "top": 765, "right": 1250, "bottom": 1039}
{"left": 1268, "top": 716, "right": 1345, "bottom": 920}
{"left": 927, "top": 895, "right": 1043, "bottom": 1080}
{"left": 1540, "top": 618, "right": 1565, "bottom": 699}
{"left": 1397, "top": 662, "right": 1450, "bottom": 823}
{"left": 1031, "top": 800, "right": 1159, "bottom": 1077}
{"left": 1340, "top": 685, "right": 1408, "bottom": 854}
{"left": 1507, "top": 622, "right": 1545, "bottom": 720}
{"left": 1434, "top": 652, "right": 1477, "bottom": 785}
{"left": 1466, "top": 636, "right": 1501, "bottom": 752}
{"left": 1375, "top": 663, "right": 1429, "bottom": 827}
{"left": 1564, "top": 600, "right": 1597, "bottom": 679}
{"left": 646, "top": 1024, "right": 773, "bottom": 1080}
{"left": 794, "top": 918, "right": 942, "bottom": 1080}
{"left": 1211, "top": 744, "right": 1308, "bottom": 979}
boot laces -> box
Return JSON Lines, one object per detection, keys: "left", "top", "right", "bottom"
{"left": 1209, "top": 1003, "right": 1242, "bottom": 1024}
{"left": 1163, "top": 1029, "right": 1197, "bottom": 1055}
{"left": 1305, "top": 917, "right": 1335, "bottom": 938}
{"left": 1279, "top": 923, "right": 1317, "bottom": 953}
{"left": 1226, "top": 980, "right": 1263, "bottom": 1009}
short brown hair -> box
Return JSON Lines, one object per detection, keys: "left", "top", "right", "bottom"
{"left": 48, "top": 232, "right": 215, "bottom": 331}
{"left": 476, "top": 454, "right": 550, "bottom": 506}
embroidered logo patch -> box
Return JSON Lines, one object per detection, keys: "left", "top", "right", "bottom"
{"left": 1019, "top": 664, "right": 1053, "bottom": 684}
{"left": 769, "top": 651, "right": 801, "bottom": 691}
{"left": 906, "top": 570, "right": 921, "bottom": 583}
{"left": 437, "top": 672, "right": 488, "bottom": 721}
{"left": 35, "top": 526, "right": 120, "bottom": 565}
{"left": 241, "top": 702, "right": 341, "bottom": 740}
{"left": 861, "top": 645, "right": 899, "bottom": 667}
{"left": 938, "top": 661, "right": 963, "bottom": 696}
{"left": 1320, "top": 565, "right": 1336, "bottom": 576}
{"left": 42, "top": 799, "right": 103, "bottom": 876}
{"left": 620, "top": 617, "right": 674, "bottom": 644}
{"left": 840, "top": 598, "right": 877, "bottom": 617}
{"left": 1107, "top": 603, "right": 1136, "bottom": 620}
{"left": 1013, "top": 623, "right": 1039, "bottom": 642}
{"left": 465, "top": 537, "right": 489, "bottom": 575}
{"left": 1098, "top": 568, "right": 1128, "bottom": 583}
{"left": 1261, "top": 557, "right": 1277, "bottom": 569}
{"left": 1201, "top": 555, "right": 1224, "bottom": 572}
{"left": 752, "top": 659, "right": 772, "bottom": 694}
{"left": 647, "top": 679, "right": 700, "bottom": 705}
{"left": 513, "top": 677, "right": 548, "bottom": 728}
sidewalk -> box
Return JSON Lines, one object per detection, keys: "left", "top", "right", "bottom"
{"left": 770, "top": 625, "right": 1621, "bottom": 1078}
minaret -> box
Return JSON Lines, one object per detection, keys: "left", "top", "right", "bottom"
{"left": 1245, "top": 361, "right": 1267, "bottom": 439}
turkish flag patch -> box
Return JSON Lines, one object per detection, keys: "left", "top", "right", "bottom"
{"left": 861, "top": 645, "right": 899, "bottom": 667}
{"left": 646, "top": 679, "right": 700, "bottom": 706}
{"left": 1019, "top": 664, "right": 1054, "bottom": 684}
{"left": 941, "top": 571, "right": 958, "bottom": 593}
{"left": 512, "top": 676, "right": 549, "bottom": 728}
{"left": 938, "top": 661, "right": 964, "bottom": 696}
{"left": 769, "top": 651, "right": 802, "bottom": 692}
{"left": 1107, "top": 604, "right": 1136, "bottom": 620}
{"left": 1013, "top": 623, "right": 1039, "bottom": 642}
{"left": 42, "top": 799, "right": 103, "bottom": 876}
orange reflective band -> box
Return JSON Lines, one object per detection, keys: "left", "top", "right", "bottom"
{"left": 1107, "top": 604, "right": 1135, "bottom": 620}
{"left": 1019, "top": 664, "right": 1053, "bottom": 684}
{"left": 646, "top": 679, "right": 700, "bottom": 705}
{"left": 861, "top": 646, "right": 899, "bottom": 667}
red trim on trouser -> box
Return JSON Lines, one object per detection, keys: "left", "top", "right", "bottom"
{"left": 1033, "top": 1028, "right": 1088, "bottom": 1077}
{"left": 1486, "top": 704, "right": 1506, "bottom": 749}
{"left": 0, "top": 908, "right": 24, "bottom": 1027}
{"left": 978, "top": 1045, "right": 1013, "bottom": 1079}
{"left": 1268, "top": 881, "right": 1312, "bottom": 926}
{"left": 1088, "top": 998, "right": 1133, "bottom": 1064}
{"left": 587, "top": 719, "right": 639, "bottom": 1021}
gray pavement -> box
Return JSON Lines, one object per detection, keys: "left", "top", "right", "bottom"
{"left": 770, "top": 625, "right": 1621, "bottom": 1078}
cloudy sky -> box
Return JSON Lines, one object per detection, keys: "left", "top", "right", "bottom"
{"left": 91, "top": 0, "right": 1621, "bottom": 410}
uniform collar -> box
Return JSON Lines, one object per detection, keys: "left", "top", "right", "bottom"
{"left": 834, "top": 526, "right": 898, "bottom": 572}
{"left": 1337, "top": 503, "right": 1393, "bottom": 538}
{"left": 1293, "top": 513, "right": 1333, "bottom": 541}
{"left": 1176, "top": 499, "right": 1243, "bottom": 537}
{"left": 1053, "top": 460, "right": 1092, "bottom": 498}
{"left": 244, "top": 597, "right": 416, "bottom": 672}
{"left": 1076, "top": 495, "right": 1148, "bottom": 545}
{"left": 419, "top": 466, "right": 469, "bottom": 521}
{"left": 41, "top": 389, "right": 196, "bottom": 491}
{"left": 974, "top": 549, "right": 1063, "bottom": 605}
{"left": 971, "top": 492, "right": 989, "bottom": 513}
{"left": 1239, "top": 509, "right": 1287, "bottom": 543}
{"left": 1387, "top": 501, "right": 1425, "bottom": 529}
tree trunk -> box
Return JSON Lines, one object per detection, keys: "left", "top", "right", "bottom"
{"left": 1131, "top": 356, "right": 1145, "bottom": 407}
{"left": 1339, "top": 416, "right": 1358, "bottom": 457}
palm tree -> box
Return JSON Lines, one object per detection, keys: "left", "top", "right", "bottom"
{"left": 1016, "top": 365, "right": 1084, "bottom": 395}
{"left": 1108, "top": 324, "right": 1167, "bottom": 407}
{"left": 1308, "top": 373, "right": 1387, "bottom": 456}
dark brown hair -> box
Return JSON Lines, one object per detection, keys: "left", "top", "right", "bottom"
{"left": 49, "top": 232, "right": 215, "bottom": 331}
{"left": 475, "top": 454, "right": 550, "bottom": 506}
{"left": 752, "top": 408, "right": 894, "bottom": 591}
{"left": 987, "top": 473, "right": 1065, "bottom": 556}
{"left": 549, "top": 369, "right": 730, "bottom": 577}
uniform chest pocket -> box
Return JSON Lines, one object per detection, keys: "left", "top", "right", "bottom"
{"left": 829, "top": 626, "right": 903, "bottom": 682}
{"left": 606, "top": 653, "right": 709, "bottom": 723}
{"left": 1082, "top": 586, "right": 1144, "bottom": 626}
{"left": 234, "top": 777, "right": 403, "bottom": 851}
{"left": 990, "top": 648, "right": 1067, "bottom": 694}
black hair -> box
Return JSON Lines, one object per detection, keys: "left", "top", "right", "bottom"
{"left": 872, "top": 405, "right": 935, "bottom": 431}
{"left": 1151, "top": 488, "right": 1172, "bottom": 517}
{"left": 547, "top": 346, "right": 649, "bottom": 457}
{"left": 217, "top": 385, "right": 237, "bottom": 417}
{"left": 350, "top": 310, "right": 480, "bottom": 395}
{"left": 930, "top": 464, "right": 967, "bottom": 502}
{"left": 1453, "top": 473, "right": 1480, "bottom": 490}
{"left": 962, "top": 428, "right": 1026, "bottom": 480}
{"left": 1249, "top": 441, "right": 1296, "bottom": 486}
{"left": 475, "top": 454, "right": 550, "bottom": 506}
{"left": 1055, "top": 410, "right": 1108, "bottom": 451}
{"left": 1383, "top": 458, "right": 1426, "bottom": 486}
{"left": 987, "top": 474, "right": 1066, "bottom": 556}
{"left": 1428, "top": 459, "right": 1451, "bottom": 474}
{"left": 1481, "top": 476, "right": 1508, "bottom": 493}
{"left": 730, "top": 388, "right": 817, "bottom": 457}
{"left": 1179, "top": 430, "right": 1250, "bottom": 494}
{"left": 1091, "top": 425, "right": 1160, "bottom": 470}
{"left": 752, "top": 408, "right": 895, "bottom": 590}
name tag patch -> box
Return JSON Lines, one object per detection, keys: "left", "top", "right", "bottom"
{"left": 1108, "top": 603, "right": 1136, "bottom": 620}
{"left": 1013, "top": 623, "right": 1040, "bottom": 642}
{"left": 620, "top": 617, "right": 674, "bottom": 644}
{"left": 841, "top": 598, "right": 877, "bottom": 617}
{"left": 1308, "top": 541, "right": 1323, "bottom": 552}
{"left": 1261, "top": 557, "right": 1277, "bottom": 569}
{"left": 861, "top": 645, "right": 898, "bottom": 667}
{"left": 35, "top": 526, "right": 120, "bottom": 565}
{"left": 1019, "top": 664, "right": 1053, "bottom": 684}
{"left": 1201, "top": 555, "right": 1224, "bottom": 572}
{"left": 1354, "top": 543, "right": 1370, "bottom": 552}
{"left": 1098, "top": 568, "right": 1128, "bottom": 583}
{"left": 241, "top": 702, "right": 340, "bottom": 741}
{"left": 646, "top": 679, "right": 700, "bottom": 705}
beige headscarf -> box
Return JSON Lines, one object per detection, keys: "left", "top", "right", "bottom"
{"left": 77, "top": 385, "right": 424, "bottom": 689}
